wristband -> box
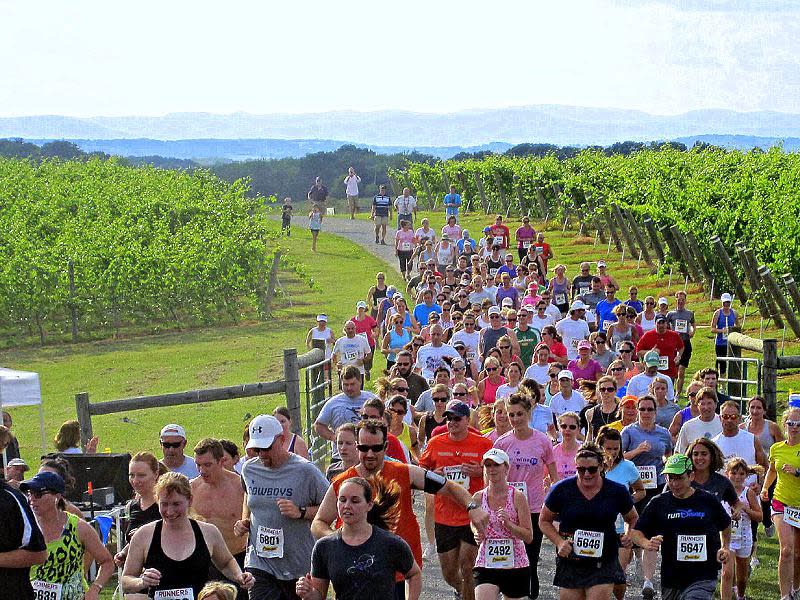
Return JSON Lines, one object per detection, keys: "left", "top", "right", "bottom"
{"left": 466, "top": 501, "right": 478, "bottom": 512}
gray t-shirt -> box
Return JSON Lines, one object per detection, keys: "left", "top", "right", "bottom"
{"left": 666, "top": 308, "right": 695, "bottom": 342}
{"left": 242, "top": 454, "right": 330, "bottom": 579}
{"left": 621, "top": 423, "right": 673, "bottom": 485}
{"left": 170, "top": 454, "right": 199, "bottom": 479}
{"left": 316, "top": 390, "right": 377, "bottom": 458}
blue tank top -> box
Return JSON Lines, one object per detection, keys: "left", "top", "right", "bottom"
{"left": 388, "top": 328, "right": 411, "bottom": 361}
{"left": 715, "top": 309, "right": 736, "bottom": 346}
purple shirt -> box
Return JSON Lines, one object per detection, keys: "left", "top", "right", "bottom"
{"left": 567, "top": 358, "right": 603, "bottom": 388}
{"left": 496, "top": 286, "right": 520, "bottom": 309}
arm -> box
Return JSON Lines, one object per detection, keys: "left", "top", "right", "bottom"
{"left": 305, "top": 328, "right": 314, "bottom": 350}
{"left": 546, "top": 461, "right": 559, "bottom": 485}
{"left": 405, "top": 562, "right": 423, "bottom": 600}
{"left": 296, "top": 574, "right": 329, "bottom": 600}
{"left": 629, "top": 527, "right": 663, "bottom": 552}
{"left": 0, "top": 548, "right": 48, "bottom": 569}
{"left": 630, "top": 478, "right": 646, "bottom": 503}
{"left": 668, "top": 411, "right": 683, "bottom": 443}
{"left": 710, "top": 309, "right": 721, "bottom": 333}
{"left": 313, "top": 421, "right": 336, "bottom": 442}
{"left": 760, "top": 462, "right": 777, "bottom": 501}
{"left": 78, "top": 520, "right": 115, "bottom": 598}
{"left": 207, "top": 524, "right": 253, "bottom": 588}
{"left": 310, "top": 485, "right": 338, "bottom": 540}
{"left": 538, "top": 506, "right": 571, "bottom": 557}
{"left": 508, "top": 490, "right": 534, "bottom": 544}
{"left": 754, "top": 437, "right": 768, "bottom": 470}
{"left": 743, "top": 488, "right": 763, "bottom": 522}
{"left": 121, "top": 528, "right": 158, "bottom": 593}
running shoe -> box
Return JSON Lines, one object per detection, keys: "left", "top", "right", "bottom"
{"left": 642, "top": 579, "right": 655, "bottom": 599}
{"left": 750, "top": 556, "right": 760, "bottom": 570}
{"left": 423, "top": 542, "right": 436, "bottom": 560}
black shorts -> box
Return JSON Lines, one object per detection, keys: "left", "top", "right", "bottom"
{"left": 679, "top": 339, "right": 692, "bottom": 368}
{"left": 435, "top": 522, "right": 476, "bottom": 553}
{"left": 634, "top": 486, "right": 661, "bottom": 526}
{"left": 474, "top": 566, "right": 530, "bottom": 598}
{"left": 553, "top": 556, "right": 626, "bottom": 589}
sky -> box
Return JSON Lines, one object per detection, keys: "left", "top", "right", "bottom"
{"left": 1, "top": 0, "right": 799, "bottom": 117}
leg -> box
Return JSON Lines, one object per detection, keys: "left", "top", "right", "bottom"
{"left": 457, "top": 540, "right": 479, "bottom": 600}
{"left": 642, "top": 548, "right": 657, "bottom": 588}
{"left": 585, "top": 584, "right": 614, "bottom": 599}
{"left": 475, "top": 583, "right": 500, "bottom": 600}
{"left": 524, "top": 512, "right": 543, "bottom": 598}
{"left": 734, "top": 555, "right": 748, "bottom": 598}
{"left": 438, "top": 547, "right": 463, "bottom": 593}
{"left": 776, "top": 514, "right": 795, "bottom": 598}
{"left": 794, "top": 523, "right": 800, "bottom": 593}
{"left": 720, "top": 552, "right": 734, "bottom": 600}
{"left": 381, "top": 222, "right": 387, "bottom": 243}
{"left": 614, "top": 547, "right": 632, "bottom": 600}
{"left": 558, "top": 589, "right": 586, "bottom": 600}
{"left": 311, "top": 230, "right": 319, "bottom": 252}
{"left": 675, "top": 365, "right": 686, "bottom": 398}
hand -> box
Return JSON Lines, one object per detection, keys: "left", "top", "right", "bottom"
{"left": 645, "top": 535, "right": 663, "bottom": 551}
{"left": 557, "top": 539, "right": 573, "bottom": 557}
{"left": 468, "top": 507, "right": 489, "bottom": 535}
{"left": 113, "top": 549, "right": 127, "bottom": 567}
{"left": 277, "top": 498, "right": 302, "bottom": 519}
{"left": 234, "top": 518, "right": 251, "bottom": 536}
{"left": 461, "top": 462, "right": 482, "bottom": 477}
{"left": 296, "top": 573, "right": 315, "bottom": 599}
{"left": 86, "top": 436, "right": 99, "bottom": 453}
{"left": 717, "top": 547, "right": 730, "bottom": 564}
{"left": 637, "top": 441, "right": 651, "bottom": 454}
{"left": 760, "top": 488, "right": 770, "bottom": 502}
{"left": 238, "top": 571, "right": 255, "bottom": 590}
{"left": 496, "top": 508, "right": 511, "bottom": 529}
{"left": 781, "top": 463, "right": 797, "bottom": 475}
{"left": 141, "top": 567, "right": 162, "bottom": 588}
{"left": 620, "top": 533, "right": 633, "bottom": 549}
{"left": 730, "top": 506, "right": 741, "bottom": 521}
{"left": 85, "top": 586, "right": 100, "bottom": 600}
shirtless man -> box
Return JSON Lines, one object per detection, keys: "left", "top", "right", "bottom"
{"left": 190, "top": 438, "right": 247, "bottom": 599}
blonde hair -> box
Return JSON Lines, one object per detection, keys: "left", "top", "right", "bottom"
{"left": 198, "top": 582, "right": 237, "bottom": 600}
{"left": 154, "top": 471, "right": 192, "bottom": 501}
{"left": 54, "top": 420, "right": 81, "bottom": 452}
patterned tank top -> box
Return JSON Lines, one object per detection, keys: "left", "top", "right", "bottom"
{"left": 30, "top": 512, "right": 86, "bottom": 600}
{"left": 474, "top": 485, "right": 529, "bottom": 569}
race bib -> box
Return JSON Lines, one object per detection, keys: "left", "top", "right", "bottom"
{"left": 486, "top": 538, "right": 514, "bottom": 568}
{"left": 535, "top": 246, "right": 544, "bottom": 254}
{"left": 154, "top": 590, "right": 194, "bottom": 600}
{"left": 510, "top": 481, "right": 528, "bottom": 496}
{"left": 602, "top": 320, "right": 615, "bottom": 331}
{"left": 721, "top": 328, "right": 729, "bottom": 340}
{"left": 658, "top": 356, "right": 669, "bottom": 371}
{"left": 32, "top": 581, "right": 62, "bottom": 600}
{"left": 522, "top": 240, "right": 532, "bottom": 249}
{"left": 256, "top": 526, "right": 284, "bottom": 559}
{"left": 494, "top": 236, "right": 504, "bottom": 246}
{"left": 677, "top": 534, "right": 707, "bottom": 561}
{"left": 730, "top": 517, "right": 741, "bottom": 540}
{"left": 344, "top": 350, "right": 359, "bottom": 362}
{"left": 784, "top": 506, "right": 800, "bottom": 529}
{"left": 637, "top": 465, "right": 657, "bottom": 489}
{"left": 675, "top": 319, "right": 688, "bottom": 334}
{"left": 466, "top": 351, "right": 476, "bottom": 360}
{"left": 573, "top": 530, "right": 604, "bottom": 558}
{"left": 571, "top": 338, "right": 580, "bottom": 349}
{"left": 489, "top": 268, "right": 498, "bottom": 277}
{"left": 579, "top": 286, "right": 589, "bottom": 296}
{"left": 554, "top": 293, "right": 567, "bottom": 305}
{"left": 401, "top": 242, "right": 411, "bottom": 251}
{"left": 443, "top": 465, "right": 470, "bottom": 489}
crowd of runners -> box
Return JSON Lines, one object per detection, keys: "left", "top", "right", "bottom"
{"left": 4, "top": 204, "right": 800, "bottom": 600}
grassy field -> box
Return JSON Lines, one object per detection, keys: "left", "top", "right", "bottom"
{"left": 6, "top": 201, "right": 793, "bottom": 599}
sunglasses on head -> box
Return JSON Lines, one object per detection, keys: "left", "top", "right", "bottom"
{"left": 161, "top": 441, "right": 182, "bottom": 449}
{"left": 357, "top": 443, "right": 387, "bottom": 453}
{"left": 577, "top": 465, "right": 599, "bottom": 475}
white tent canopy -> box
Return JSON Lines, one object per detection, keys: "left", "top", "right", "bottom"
{"left": 0, "top": 367, "right": 47, "bottom": 453}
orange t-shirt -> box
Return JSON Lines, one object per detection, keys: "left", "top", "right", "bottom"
{"left": 332, "top": 462, "right": 422, "bottom": 572}
{"left": 418, "top": 432, "right": 493, "bottom": 526}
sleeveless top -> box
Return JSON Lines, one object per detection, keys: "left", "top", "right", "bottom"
{"left": 437, "top": 243, "right": 454, "bottom": 265}
{"left": 395, "top": 423, "right": 414, "bottom": 456}
{"left": 424, "top": 411, "right": 447, "bottom": 443}
{"left": 30, "top": 512, "right": 86, "bottom": 600}
{"left": 608, "top": 324, "right": 633, "bottom": 347}
{"left": 474, "top": 485, "right": 529, "bottom": 569}
{"left": 715, "top": 309, "right": 737, "bottom": 346}
{"left": 639, "top": 312, "right": 656, "bottom": 332}
{"left": 730, "top": 486, "right": 752, "bottom": 550}
{"left": 388, "top": 328, "right": 412, "bottom": 362}
{"left": 480, "top": 327, "right": 506, "bottom": 358}
{"left": 481, "top": 376, "right": 506, "bottom": 405}
{"left": 309, "top": 211, "right": 322, "bottom": 230}
{"left": 144, "top": 519, "right": 211, "bottom": 597}
{"left": 371, "top": 285, "right": 387, "bottom": 308}
{"left": 746, "top": 418, "right": 777, "bottom": 454}
{"left": 288, "top": 433, "right": 297, "bottom": 453}
{"left": 550, "top": 277, "right": 569, "bottom": 306}
{"left": 311, "top": 326, "right": 333, "bottom": 359}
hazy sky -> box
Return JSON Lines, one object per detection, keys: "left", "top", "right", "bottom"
{"left": 2, "top": 0, "right": 798, "bottom": 117}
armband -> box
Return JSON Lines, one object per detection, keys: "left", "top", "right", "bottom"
{"left": 423, "top": 469, "right": 447, "bottom": 494}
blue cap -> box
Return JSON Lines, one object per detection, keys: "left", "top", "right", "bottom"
{"left": 20, "top": 472, "right": 65, "bottom": 494}
{"left": 483, "top": 227, "right": 491, "bottom": 233}
{"left": 789, "top": 394, "right": 800, "bottom": 409}
{"left": 444, "top": 400, "right": 471, "bottom": 418}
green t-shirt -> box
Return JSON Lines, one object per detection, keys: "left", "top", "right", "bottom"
{"left": 514, "top": 326, "right": 541, "bottom": 367}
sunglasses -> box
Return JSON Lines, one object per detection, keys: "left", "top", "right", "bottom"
{"left": 395, "top": 363, "right": 411, "bottom": 368}
{"left": 390, "top": 408, "right": 408, "bottom": 416}
{"left": 560, "top": 423, "right": 578, "bottom": 430}
{"left": 486, "top": 367, "right": 498, "bottom": 372}
{"left": 26, "top": 490, "right": 54, "bottom": 499}
{"left": 453, "top": 391, "right": 468, "bottom": 397}
{"left": 413, "top": 343, "right": 424, "bottom": 347}
{"left": 161, "top": 441, "right": 182, "bottom": 449}
{"left": 252, "top": 442, "right": 276, "bottom": 453}
{"left": 619, "top": 349, "right": 632, "bottom": 354}
{"left": 599, "top": 387, "right": 616, "bottom": 392}
{"left": 433, "top": 397, "right": 449, "bottom": 402}
{"left": 638, "top": 407, "right": 656, "bottom": 412}
{"left": 357, "top": 443, "right": 387, "bottom": 453}
{"left": 498, "top": 345, "right": 511, "bottom": 350}
{"left": 787, "top": 420, "right": 800, "bottom": 427}
{"left": 721, "top": 414, "right": 740, "bottom": 421}
{"left": 549, "top": 373, "right": 558, "bottom": 378}
{"left": 610, "top": 367, "right": 624, "bottom": 372}
{"left": 489, "top": 315, "right": 501, "bottom": 319}
{"left": 394, "top": 386, "right": 409, "bottom": 392}
{"left": 576, "top": 466, "right": 599, "bottom": 475}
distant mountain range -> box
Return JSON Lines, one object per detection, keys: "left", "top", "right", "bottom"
{"left": 4, "top": 105, "right": 800, "bottom": 148}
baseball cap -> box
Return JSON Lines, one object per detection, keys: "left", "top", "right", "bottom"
{"left": 20, "top": 472, "right": 65, "bottom": 494}
{"left": 356, "top": 301, "right": 368, "bottom": 310}
{"left": 482, "top": 448, "right": 510, "bottom": 466}
{"left": 619, "top": 394, "right": 639, "bottom": 408}
{"left": 483, "top": 226, "right": 492, "bottom": 233}
{"left": 246, "top": 415, "right": 284, "bottom": 450}
{"left": 386, "top": 286, "right": 397, "bottom": 298}
{"left": 444, "top": 400, "right": 471, "bottom": 418}
{"left": 441, "top": 233, "right": 450, "bottom": 241}
{"left": 570, "top": 300, "right": 588, "bottom": 312}
{"left": 577, "top": 340, "right": 592, "bottom": 351}
{"left": 662, "top": 454, "right": 693, "bottom": 475}
{"left": 501, "top": 298, "right": 514, "bottom": 307}
{"left": 316, "top": 314, "right": 328, "bottom": 322}
{"left": 558, "top": 370, "right": 574, "bottom": 381}
{"left": 658, "top": 297, "right": 668, "bottom": 305}
{"left": 452, "top": 340, "right": 466, "bottom": 349}
{"left": 644, "top": 350, "right": 661, "bottom": 367}
{"left": 720, "top": 293, "right": 733, "bottom": 303}
{"left": 655, "top": 315, "right": 668, "bottom": 323}
{"left": 160, "top": 424, "right": 187, "bottom": 440}
{"left": 597, "top": 260, "right": 607, "bottom": 267}
{"left": 488, "top": 306, "right": 502, "bottom": 316}
{"left": 6, "top": 458, "right": 29, "bottom": 471}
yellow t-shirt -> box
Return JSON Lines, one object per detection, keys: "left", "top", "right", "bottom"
{"left": 770, "top": 441, "right": 800, "bottom": 507}
{"left": 607, "top": 420, "right": 624, "bottom": 432}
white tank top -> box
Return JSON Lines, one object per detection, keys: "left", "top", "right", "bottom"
{"left": 713, "top": 429, "right": 756, "bottom": 466}
{"left": 311, "top": 327, "right": 333, "bottom": 359}
{"left": 639, "top": 312, "right": 656, "bottom": 332}
{"left": 437, "top": 244, "right": 453, "bottom": 265}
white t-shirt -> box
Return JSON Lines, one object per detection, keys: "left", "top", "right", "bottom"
{"left": 555, "top": 317, "right": 590, "bottom": 360}
{"left": 545, "top": 303, "right": 562, "bottom": 322}
{"left": 549, "top": 391, "right": 587, "bottom": 416}
{"left": 495, "top": 384, "right": 519, "bottom": 403}
{"left": 626, "top": 372, "right": 675, "bottom": 400}
{"left": 415, "top": 227, "right": 436, "bottom": 243}
{"left": 414, "top": 343, "right": 460, "bottom": 381}
{"left": 395, "top": 195, "right": 417, "bottom": 214}
{"left": 675, "top": 415, "right": 723, "bottom": 454}
{"left": 344, "top": 175, "right": 361, "bottom": 196}
{"left": 332, "top": 334, "right": 372, "bottom": 373}
{"left": 524, "top": 363, "right": 551, "bottom": 386}
{"left": 530, "top": 314, "right": 556, "bottom": 332}
{"left": 451, "top": 329, "right": 481, "bottom": 362}
{"left": 310, "top": 326, "right": 334, "bottom": 359}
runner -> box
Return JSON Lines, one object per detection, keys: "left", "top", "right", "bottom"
{"left": 710, "top": 293, "right": 738, "bottom": 375}
{"left": 583, "top": 375, "right": 619, "bottom": 440}
{"left": 326, "top": 423, "right": 359, "bottom": 481}
{"left": 371, "top": 184, "right": 392, "bottom": 245}
{"left": 123, "top": 472, "right": 253, "bottom": 597}
{"left": 549, "top": 265, "right": 571, "bottom": 315}
{"left": 159, "top": 423, "right": 200, "bottom": 479}
{"left": 549, "top": 370, "right": 586, "bottom": 416}
{"left": 760, "top": 406, "right": 800, "bottom": 600}
{"left": 382, "top": 313, "right": 412, "bottom": 371}
{"left": 331, "top": 321, "right": 372, "bottom": 378}
{"left": 305, "top": 314, "right": 335, "bottom": 362}
{"left": 675, "top": 387, "right": 722, "bottom": 454}
{"left": 571, "top": 262, "right": 593, "bottom": 300}
{"left": 553, "top": 412, "right": 581, "bottom": 480}
{"left": 395, "top": 220, "right": 416, "bottom": 279}
{"left": 298, "top": 477, "right": 421, "bottom": 600}
{"left": 234, "top": 415, "right": 328, "bottom": 600}
{"left": 472, "top": 448, "right": 533, "bottom": 600}
{"left": 273, "top": 407, "right": 310, "bottom": 459}
{"left": 313, "top": 366, "right": 376, "bottom": 456}
{"left": 724, "top": 457, "right": 763, "bottom": 600}
{"left": 555, "top": 301, "right": 590, "bottom": 361}
{"left": 366, "top": 273, "right": 388, "bottom": 320}
{"left": 635, "top": 316, "right": 684, "bottom": 382}
{"left": 627, "top": 350, "right": 676, "bottom": 401}
{"left": 712, "top": 400, "right": 768, "bottom": 469}
{"left": 540, "top": 443, "right": 637, "bottom": 598}
{"left": 667, "top": 290, "right": 696, "bottom": 396}
{"left": 395, "top": 187, "right": 417, "bottom": 229}
{"left": 190, "top": 439, "right": 248, "bottom": 600}
{"left": 419, "top": 401, "right": 494, "bottom": 600}
{"left": 116, "top": 452, "right": 163, "bottom": 568}
{"left": 414, "top": 324, "right": 459, "bottom": 381}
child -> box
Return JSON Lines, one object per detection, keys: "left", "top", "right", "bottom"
{"left": 725, "top": 457, "right": 763, "bottom": 600}
{"left": 308, "top": 203, "right": 323, "bottom": 252}
{"left": 281, "top": 197, "right": 293, "bottom": 237}
{"left": 198, "top": 581, "right": 237, "bottom": 600}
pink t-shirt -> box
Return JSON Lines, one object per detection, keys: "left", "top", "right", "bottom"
{"left": 567, "top": 358, "right": 603, "bottom": 388}
{"left": 442, "top": 224, "right": 462, "bottom": 240}
{"left": 494, "top": 428, "right": 555, "bottom": 512}
{"left": 552, "top": 442, "right": 581, "bottom": 480}
{"left": 395, "top": 229, "right": 415, "bottom": 251}
{"left": 349, "top": 315, "right": 377, "bottom": 348}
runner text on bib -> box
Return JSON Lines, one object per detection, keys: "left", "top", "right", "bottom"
{"left": 494, "top": 236, "right": 504, "bottom": 246}
{"left": 675, "top": 319, "right": 688, "bottom": 334}
{"left": 486, "top": 538, "right": 514, "bottom": 568}
{"left": 401, "top": 242, "right": 411, "bottom": 251}
{"left": 554, "top": 293, "right": 567, "bottom": 306}
{"left": 154, "top": 590, "right": 194, "bottom": 600}
{"left": 32, "top": 581, "right": 62, "bottom": 600}
{"left": 677, "top": 534, "right": 707, "bottom": 561}
{"left": 256, "top": 526, "right": 285, "bottom": 559}
{"left": 573, "top": 530, "right": 604, "bottom": 558}
{"left": 602, "top": 320, "right": 615, "bottom": 331}
{"left": 637, "top": 465, "right": 657, "bottom": 489}
{"left": 509, "top": 481, "right": 528, "bottom": 497}
{"left": 522, "top": 240, "right": 532, "bottom": 249}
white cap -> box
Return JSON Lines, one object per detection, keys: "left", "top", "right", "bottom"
{"left": 570, "top": 300, "right": 587, "bottom": 312}
{"left": 658, "top": 297, "right": 668, "bottom": 305}
{"left": 488, "top": 306, "right": 502, "bottom": 315}
{"left": 316, "top": 314, "right": 328, "bottom": 322}
{"left": 482, "top": 448, "right": 510, "bottom": 465}
{"left": 557, "top": 369, "right": 574, "bottom": 380}
{"left": 356, "top": 301, "right": 368, "bottom": 309}
{"left": 720, "top": 293, "right": 733, "bottom": 303}
{"left": 501, "top": 298, "right": 514, "bottom": 307}
{"left": 246, "top": 415, "right": 284, "bottom": 450}
{"left": 160, "top": 424, "right": 186, "bottom": 440}
{"left": 597, "top": 260, "right": 607, "bottom": 267}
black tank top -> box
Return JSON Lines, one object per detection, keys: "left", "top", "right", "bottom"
{"left": 424, "top": 411, "right": 447, "bottom": 442}
{"left": 481, "top": 326, "right": 505, "bottom": 358}
{"left": 372, "top": 285, "right": 388, "bottom": 307}
{"left": 144, "top": 518, "right": 211, "bottom": 597}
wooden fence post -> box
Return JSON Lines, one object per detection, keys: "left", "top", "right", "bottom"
{"left": 625, "top": 211, "right": 653, "bottom": 266}
{"left": 711, "top": 236, "right": 748, "bottom": 303}
{"left": 763, "top": 338, "right": 778, "bottom": 421}
{"left": 582, "top": 192, "right": 607, "bottom": 244}
{"left": 670, "top": 226, "right": 702, "bottom": 284}
{"left": 685, "top": 232, "right": 714, "bottom": 292}
{"left": 611, "top": 204, "right": 639, "bottom": 258}
{"left": 643, "top": 218, "right": 666, "bottom": 264}
{"left": 744, "top": 248, "right": 784, "bottom": 326}
{"left": 758, "top": 266, "right": 800, "bottom": 338}
{"left": 735, "top": 243, "right": 776, "bottom": 323}
{"left": 782, "top": 274, "right": 800, "bottom": 318}
{"left": 439, "top": 167, "right": 451, "bottom": 211}
{"left": 283, "top": 348, "right": 302, "bottom": 435}
{"left": 602, "top": 209, "right": 624, "bottom": 252}
{"left": 75, "top": 392, "right": 93, "bottom": 448}
{"left": 68, "top": 260, "right": 79, "bottom": 342}
{"left": 659, "top": 225, "right": 686, "bottom": 276}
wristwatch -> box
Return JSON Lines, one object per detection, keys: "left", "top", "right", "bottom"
{"left": 794, "top": 469, "right": 800, "bottom": 478}
{"left": 299, "top": 506, "right": 307, "bottom": 519}
{"left": 465, "top": 501, "right": 478, "bottom": 511}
